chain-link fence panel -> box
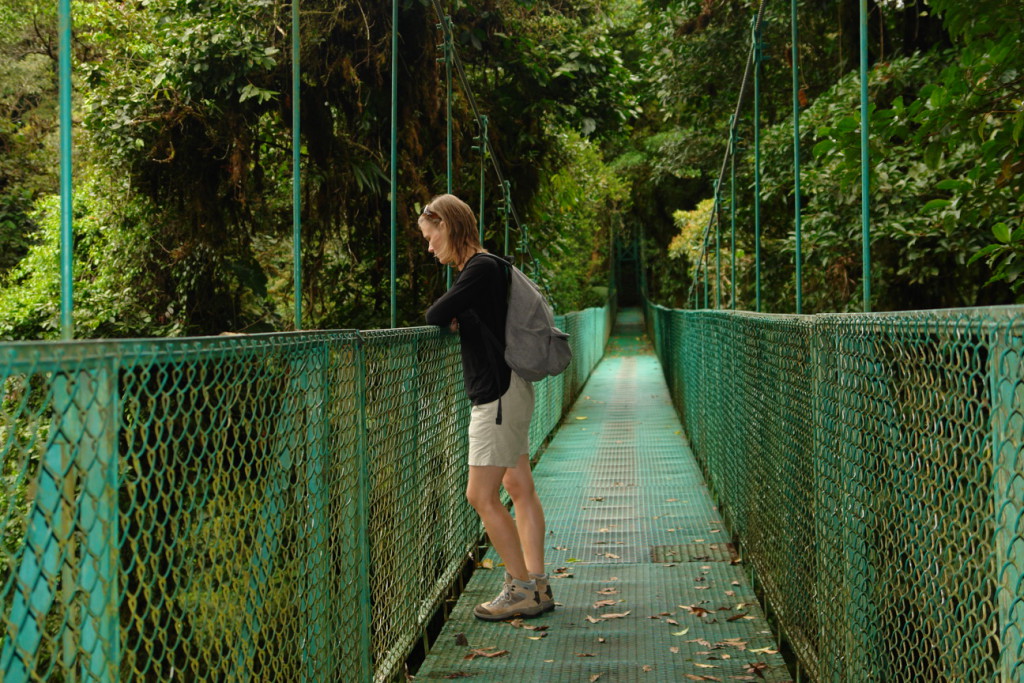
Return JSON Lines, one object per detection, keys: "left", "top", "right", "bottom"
{"left": 644, "top": 302, "right": 1024, "bottom": 682}
{"left": 1, "top": 301, "right": 612, "bottom": 682}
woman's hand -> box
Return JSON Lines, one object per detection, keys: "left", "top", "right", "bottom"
{"left": 449, "top": 318, "right": 459, "bottom": 333}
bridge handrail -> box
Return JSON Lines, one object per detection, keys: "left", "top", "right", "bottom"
{"left": 644, "top": 300, "right": 1023, "bottom": 681}
{"left": 0, "top": 299, "right": 613, "bottom": 682}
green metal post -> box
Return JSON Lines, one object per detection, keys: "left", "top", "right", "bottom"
{"left": 77, "top": 365, "right": 119, "bottom": 683}
{"left": 730, "top": 122, "right": 737, "bottom": 310}
{"left": 303, "top": 349, "right": 330, "bottom": 681}
{"left": 59, "top": 0, "right": 73, "bottom": 339}
{"left": 478, "top": 115, "right": 488, "bottom": 244}
{"left": 753, "top": 19, "right": 763, "bottom": 313}
{"left": 990, "top": 325, "right": 1023, "bottom": 681}
{"left": 791, "top": 0, "right": 803, "bottom": 314}
{"left": 292, "top": 0, "right": 302, "bottom": 329}
{"left": 354, "top": 335, "right": 374, "bottom": 680}
{"left": 390, "top": 0, "right": 399, "bottom": 328}
{"left": 859, "top": 0, "right": 871, "bottom": 312}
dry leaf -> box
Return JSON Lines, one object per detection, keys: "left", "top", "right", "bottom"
{"left": 597, "top": 637, "right": 606, "bottom": 644}
{"left": 478, "top": 558, "right": 494, "bottom": 570}
{"left": 593, "top": 600, "right": 618, "bottom": 609}
{"left": 575, "top": 416, "right": 589, "bottom": 420}
{"left": 672, "top": 629, "right": 690, "bottom": 636}
{"left": 670, "top": 646, "right": 680, "bottom": 654}
{"left": 749, "top": 647, "right": 779, "bottom": 655}
{"left": 726, "top": 613, "right": 748, "bottom": 622}
{"left": 642, "top": 665, "right": 654, "bottom": 672}
{"left": 527, "top": 635, "right": 547, "bottom": 640}
{"left": 601, "top": 611, "right": 631, "bottom": 619}
{"left": 695, "top": 663, "right": 718, "bottom": 669}
{"left": 596, "top": 587, "right": 619, "bottom": 595}
{"left": 586, "top": 615, "right": 603, "bottom": 624}
{"left": 464, "top": 648, "right": 509, "bottom": 660}
{"left": 589, "top": 675, "right": 604, "bottom": 682}
{"left": 604, "top": 553, "right": 620, "bottom": 559}
{"left": 454, "top": 633, "right": 468, "bottom": 646}
{"left": 576, "top": 652, "right": 596, "bottom": 657}
{"left": 590, "top": 496, "right": 604, "bottom": 501}
{"left": 666, "top": 618, "right": 680, "bottom": 626}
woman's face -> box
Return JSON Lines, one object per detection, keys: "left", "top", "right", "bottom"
{"left": 419, "top": 218, "right": 451, "bottom": 265}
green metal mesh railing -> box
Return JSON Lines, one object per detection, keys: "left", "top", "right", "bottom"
{"left": 645, "top": 301, "right": 1023, "bottom": 682}
{"left": 0, "top": 301, "right": 611, "bottom": 682}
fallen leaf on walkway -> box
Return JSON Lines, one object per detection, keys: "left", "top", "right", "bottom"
{"left": 576, "top": 416, "right": 589, "bottom": 420}
{"left": 527, "top": 634, "right": 547, "bottom": 640}
{"left": 589, "top": 675, "right": 604, "bottom": 682}
{"left": 730, "top": 557, "right": 743, "bottom": 565}
{"left": 726, "top": 613, "right": 749, "bottom": 622}
{"left": 642, "top": 665, "right": 654, "bottom": 672}
{"left": 478, "top": 558, "right": 494, "bottom": 569}
{"left": 695, "top": 663, "right": 718, "bottom": 669}
{"left": 744, "top": 662, "right": 769, "bottom": 678}
{"left": 672, "top": 629, "right": 690, "bottom": 636}
{"left": 576, "top": 652, "right": 596, "bottom": 657}
{"left": 586, "top": 615, "right": 603, "bottom": 623}
{"left": 607, "top": 576, "right": 620, "bottom": 581}
{"left": 725, "top": 591, "right": 736, "bottom": 597}
{"left": 670, "top": 646, "right": 680, "bottom": 654}
{"left": 596, "top": 587, "right": 618, "bottom": 595}
{"left": 681, "top": 605, "right": 712, "bottom": 618}
{"left": 601, "top": 611, "right": 631, "bottom": 619}
{"left": 598, "top": 528, "right": 611, "bottom": 533}
{"left": 593, "top": 600, "right": 619, "bottom": 609}
{"left": 666, "top": 618, "right": 680, "bottom": 626}
{"left": 464, "top": 648, "right": 509, "bottom": 660}
{"left": 603, "top": 553, "right": 620, "bottom": 559}
{"left": 597, "top": 637, "right": 606, "bottom": 644}
{"left": 454, "top": 633, "right": 468, "bottom": 646}
{"left": 590, "top": 496, "right": 604, "bottom": 501}
{"left": 749, "top": 647, "right": 778, "bottom": 655}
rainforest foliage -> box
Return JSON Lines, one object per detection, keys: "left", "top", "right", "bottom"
{"left": 0, "top": 0, "right": 1020, "bottom": 339}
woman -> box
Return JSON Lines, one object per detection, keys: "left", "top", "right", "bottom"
{"left": 419, "top": 193, "right": 553, "bottom": 621}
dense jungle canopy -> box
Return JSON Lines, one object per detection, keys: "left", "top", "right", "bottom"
{"left": 0, "top": 0, "right": 1021, "bottom": 339}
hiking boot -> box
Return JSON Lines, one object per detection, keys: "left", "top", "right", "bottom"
{"left": 474, "top": 576, "right": 542, "bottom": 621}
{"left": 531, "top": 572, "right": 555, "bottom": 612}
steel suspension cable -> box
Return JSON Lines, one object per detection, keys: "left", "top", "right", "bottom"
{"left": 292, "top": 0, "right": 302, "bottom": 329}
{"left": 59, "top": 0, "right": 73, "bottom": 339}
{"left": 687, "top": 0, "right": 769, "bottom": 309}
{"left": 428, "top": 0, "right": 553, "bottom": 298}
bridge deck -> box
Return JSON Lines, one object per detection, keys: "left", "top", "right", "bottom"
{"left": 415, "top": 310, "right": 792, "bottom": 682}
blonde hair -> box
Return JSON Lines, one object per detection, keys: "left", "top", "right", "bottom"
{"left": 418, "top": 194, "right": 482, "bottom": 266}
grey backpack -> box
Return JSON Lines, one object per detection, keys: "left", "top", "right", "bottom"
{"left": 479, "top": 253, "right": 572, "bottom": 382}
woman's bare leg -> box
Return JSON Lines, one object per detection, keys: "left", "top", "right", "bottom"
{"left": 502, "top": 454, "right": 546, "bottom": 575}
{"left": 466, "top": 465, "right": 529, "bottom": 581}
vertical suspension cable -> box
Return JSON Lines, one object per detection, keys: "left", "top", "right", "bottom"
{"left": 477, "top": 115, "right": 488, "bottom": 243}
{"left": 859, "top": 0, "right": 872, "bottom": 312}
{"left": 390, "top": 0, "right": 399, "bottom": 327}
{"left": 59, "top": 0, "right": 73, "bottom": 339}
{"left": 753, "top": 17, "right": 763, "bottom": 313}
{"left": 715, "top": 182, "right": 722, "bottom": 309}
{"left": 791, "top": 0, "right": 803, "bottom": 314}
{"left": 503, "top": 180, "right": 511, "bottom": 254}
{"left": 442, "top": 14, "right": 453, "bottom": 287}
{"left": 730, "top": 122, "right": 737, "bottom": 310}
{"left": 292, "top": 0, "right": 302, "bottom": 329}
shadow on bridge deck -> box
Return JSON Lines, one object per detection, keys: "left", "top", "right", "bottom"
{"left": 414, "top": 309, "right": 792, "bottom": 682}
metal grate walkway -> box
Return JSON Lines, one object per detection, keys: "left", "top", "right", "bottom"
{"left": 415, "top": 309, "right": 792, "bottom": 682}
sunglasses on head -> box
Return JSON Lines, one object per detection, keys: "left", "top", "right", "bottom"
{"left": 421, "top": 206, "right": 440, "bottom": 219}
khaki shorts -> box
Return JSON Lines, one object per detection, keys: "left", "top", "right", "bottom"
{"left": 468, "top": 372, "right": 535, "bottom": 468}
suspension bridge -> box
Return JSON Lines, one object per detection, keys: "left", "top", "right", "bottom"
{"left": 1, "top": 1, "right": 1022, "bottom": 682}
